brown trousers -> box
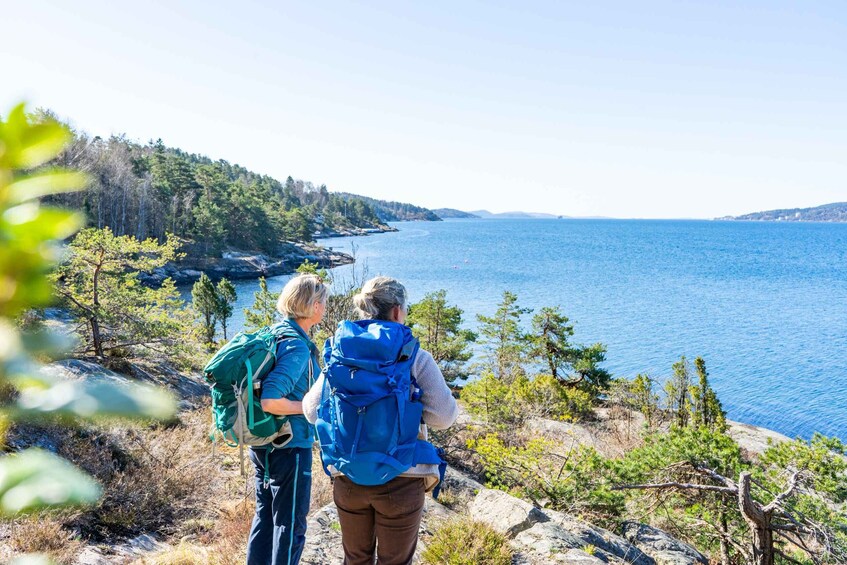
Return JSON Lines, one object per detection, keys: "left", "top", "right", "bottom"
{"left": 333, "top": 475, "right": 426, "bottom": 565}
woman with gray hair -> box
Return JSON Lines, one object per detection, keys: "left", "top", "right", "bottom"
{"left": 303, "top": 276, "right": 459, "bottom": 565}
{"left": 247, "top": 273, "right": 327, "bottom": 565}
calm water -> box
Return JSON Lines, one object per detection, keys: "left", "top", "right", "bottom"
{"left": 206, "top": 219, "right": 847, "bottom": 441}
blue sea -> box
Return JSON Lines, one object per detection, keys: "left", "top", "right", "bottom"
{"left": 219, "top": 219, "right": 847, "bottom": 441}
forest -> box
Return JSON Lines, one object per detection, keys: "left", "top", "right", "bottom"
{"left": 40, "top": 109, "right": 442, "bottom": 258}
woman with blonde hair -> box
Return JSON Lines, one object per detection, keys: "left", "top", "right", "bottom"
{"left": 247, "top": 273, "right": 327, "bottom": 565}
{"left": 303, "top": 276, "right": 458, "bottom": 565}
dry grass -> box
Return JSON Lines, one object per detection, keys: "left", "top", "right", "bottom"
{"left": 6, "top": 515, "right": 84, "bottom": 564}
{"left": 2, "top": 398, "right": 352, "bottom": 562}
{"left": 50, "top": 405, "right": 227, "bottom": 540}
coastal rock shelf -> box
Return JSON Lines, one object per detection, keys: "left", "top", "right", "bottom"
{"left": 139, "top": 243, "right": 354, "bottom": 286}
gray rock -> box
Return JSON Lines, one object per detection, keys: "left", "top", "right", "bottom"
{"left": 513, "top": 522, "right": 603, "bottom": 563}
{"left": 622, "top": 522, "right": 708, "bottom": 565}
{"left": 543, "top": 510, "right": 654, "bottom": 565}
{"left": 469, "top": 488, "right": 546, "bottom": 538}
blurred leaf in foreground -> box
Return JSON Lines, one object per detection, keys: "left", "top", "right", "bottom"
{"left": 0, "top": 448, "right": 101, "bottom": 515}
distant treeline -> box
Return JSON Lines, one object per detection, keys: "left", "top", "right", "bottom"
{"left": 336, "top": 192, "right": 442, "bottom": 222}
{"left": 40, "top": 111, "right": 440, "bottom": 256}
{"left": 727, "top": 201, "right": 847, "bottom": 222}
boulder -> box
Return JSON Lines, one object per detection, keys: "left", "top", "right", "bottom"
{"left": 468, "top": 488, "right": 546, "bottom": 537}
{"left": 543, "top": 511, "right": 653, "bottom": 565}
{"left": 621, "top": 522, "right": 708, "bottom": 565}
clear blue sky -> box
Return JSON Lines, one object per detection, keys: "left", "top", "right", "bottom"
{"left": 3, "top": 0, "right": 845, "bottom": 218}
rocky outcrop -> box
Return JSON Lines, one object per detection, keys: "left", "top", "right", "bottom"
{"left": 469, "top": 488, "right": 546, "bottom": 537}
{"left": 622, "top": 522, "right": 709, "bottom": 565}
{"left": 39, "top": 357, "right": 208, "bottom": 407}
{"left": 470, "top": 488, "right": 653, "bottom": 565}
{"left": 139, "top": 243, "right": 354, "bottom": 285}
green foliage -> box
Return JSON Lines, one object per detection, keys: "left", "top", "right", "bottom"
{"left": 472, "top": 434, "right": 623, "bottom": 522}
{"left": 665, "top": 355, "right": 693, "bottom": 428}
{"left": 617, "top": 426, "right": 744, "bottom": 483}
{"left": 460, "top": 373, "right": 513, "bottom": 424}
{"left": 462, "top": 372, "right": 594, "bottom": 427}
{"left": 243, "top": 276, "right": 281, "bottom": 332}
{"left": 613, "top": 427, "right": 746, "bottom": 559}
{"left": 757, "top": 434, "right": 847, "bottom": 558}
{"left": 48, "top": 132, "right": 400, "bottom": 256}
{"left": 476, "top": 291, "right": 530, "bottom": 382}
{"left": 690, "top": 357, "right": 726, "bottom": 432}
{"left": 526, "top": 306, "right": 574, "bottom": 379}
{"left": 214, "top": 277, "right": 237, "bottom": 341}
{"left": 408, "top": 290, "right": 476, "bottom": 384}
{"left": 51, "top": 227, "right": 191, "bottom": 359}
{"left": 0, "top": 449, "right": 101, "bottom": 514}
{"left": 0, "top": 102, "right": 176, "bottom": 539}
{"left": 296, "top": 258, "right": 329, "bottom": 281}
{"left": 192, "top": 273, "right": 218, "bottom": 345}
{"left": 422, "top": 516, "right": 513, "bottom": 565}
{"left": 608, "top": 374, "right": 662, "bottom": 430}
{"left": 509, "top": 374, "right": 594, "bottom": 422}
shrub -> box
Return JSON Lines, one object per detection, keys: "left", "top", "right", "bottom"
{"left": 422, "top": 516, "right": 512, "bottom": 565}
{"left": 471, "top": 434, "right": 624, "bottom": 523}
{"left": 6, "top": 515, "right": 83, "bottom": 564}
{"left": 461, "top": 372, "right": 594, "bottom": 427}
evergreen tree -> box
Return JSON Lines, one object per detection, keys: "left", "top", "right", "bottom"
{"left": 215, "top": 277, "right": 237, "bottom": 340}
{"left": 526, "top": 306, "right": 574, "bottom": 380}
{"left": 476, "top": 291, "right": 531, "bottom": 382}
{"left": 690, "top": 356, "right": 727, "bottom": 432}
{"left": 52, "top": 227, "right": 186, "bottom": 357}
{"left": 244, "top": 277, "right": 281, "bottom": 331}
{"left": 631, "top": 373, "right": 660, "bottom": 430}
{"left": 192, "top": 272, "right": 218, "bottom": 345}
{"left": 665, "top": 355, "right": 693, "bottom": 428}
{"left": 407, "top": 290, "right": 477, "bottom": 384}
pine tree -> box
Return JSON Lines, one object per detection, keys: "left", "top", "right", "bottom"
{"left": 407, "top": 290, "right": 476, "bottom": 384}
{"left": 665, "top": 355, "right": 693, "bottom": 428}
{"left": 244, "top": 277, "right": 281, "bottom": 331}
{"left": 690, "top": 357, "right": 727, "bottom": 432}
{"left": 476, "top": 291, "right": 531, "bottom": 382}
{"left": 215, "top": 277, "right": 237, "bottom": 340}
{"left": 52, "top": 227, "right": 186, "bottom": 356}
{"left": 192, "top": 273, "right": 218, "bottom": 345}
{"left": 527, "top": 306, "right": 574, "bottom": 380}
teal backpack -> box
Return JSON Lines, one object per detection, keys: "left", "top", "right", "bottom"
{"left": 204, "top": 324, "right": 315, "bottom": 475}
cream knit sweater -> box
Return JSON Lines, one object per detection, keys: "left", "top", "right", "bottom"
{"left": 302, "top": 348, "right": 458, "bottom": 492}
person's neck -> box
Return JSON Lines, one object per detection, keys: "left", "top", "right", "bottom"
{"left": 293, "top": 318, "right": 313, "bottom": 334}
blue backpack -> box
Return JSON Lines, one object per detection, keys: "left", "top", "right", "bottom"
{"left": 315, "top": 320, "right": 446, "bottom": 491}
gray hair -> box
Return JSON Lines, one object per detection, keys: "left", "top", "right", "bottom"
{"left": 353, "top": 276, "right": 407, "bottom": 320}
{"left": 277, "top": 274, "right": 328, "bottom": 319}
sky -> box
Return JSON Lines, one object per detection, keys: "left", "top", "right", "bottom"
{"left": 2, "top": 0, "right": 845, "bottom": 218}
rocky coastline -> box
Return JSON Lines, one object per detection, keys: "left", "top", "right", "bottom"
{"left": 314, "top": 224, "right": 399, "bottom": 239}
{"left": 139, "top": 242, "right": 355, "bottom": 286}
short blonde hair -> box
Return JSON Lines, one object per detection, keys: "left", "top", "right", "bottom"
{"left": 277, "top": 274, "right": 328, "bottom": 319}
{"left": 353, "top": 276, "right": 407, "bottom": 320}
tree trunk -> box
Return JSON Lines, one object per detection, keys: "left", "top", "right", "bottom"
{"left": 738, "top": 472, "right": 774, "bottom": 565}
{"left": 91, "top": 261, "right": 104, "bottom": 357}
{"left": 91, "top": 316, "right": 104, "bottom": 357}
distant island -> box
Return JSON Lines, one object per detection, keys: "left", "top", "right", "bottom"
{"left": 722, "top": 202, "right": 847, "bottom": 222}
{"left": 431, "top": 208, "right": 480, "bottom": 219}
{"left": 470, "top": 209, "right": 564, "bottom": 219}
